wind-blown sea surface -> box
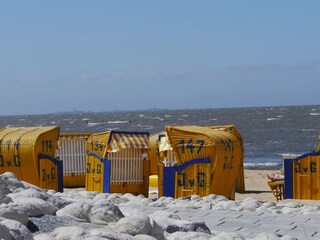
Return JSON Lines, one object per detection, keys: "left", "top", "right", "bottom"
{"left": 1, "top": 105, "right": 319, "bottom": 170}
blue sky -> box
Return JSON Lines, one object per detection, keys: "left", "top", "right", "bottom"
{"left": 0, "top": 1, "right": 319, "bottom": 115}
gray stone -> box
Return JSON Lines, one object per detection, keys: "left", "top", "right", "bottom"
{"left": 56, "top": 201, "right": 91, "bottom": 222}
{"left": 0, "top": 205, "right": 29, "bottom": 225}
{"left": 12, "top": 197, "right": 56, "bottom": 217}
{"left": 0, "top": 223, "right": 12, "bottom": 240}
{"left": 89, "top": 199, "right": 124, "bottom": 224}
{"left": 50, "top": 226, "right": 86, "bottom": 238}
{"left": 0, "top": 218, "right": 33, "bottom": 240}
{"left": 116, "top": 215, "right": 152, "bottom": 236}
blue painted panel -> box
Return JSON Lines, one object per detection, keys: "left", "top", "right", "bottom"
{"left": 284, "top": 158, "right": 294, "bottom": 199}
{"left": 163, "top": 166, "right": 176, "bottom": 197}
{"left": 103, "top": 159, "right": 111, "bottom": 193}
{"left": 87, "top": 151, "right": 104, "bottom": 161}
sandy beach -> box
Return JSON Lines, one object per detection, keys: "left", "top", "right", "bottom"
{"left": 236, "top": 169, "right": 277, "bottom": 202}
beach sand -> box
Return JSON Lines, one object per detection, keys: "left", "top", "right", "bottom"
{"left": 235, "top": 169, "right": 276, "bottom": 201}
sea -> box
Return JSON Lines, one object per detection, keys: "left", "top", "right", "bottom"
{"left": 1, "top": 105, "right": 319, "bottom": 170}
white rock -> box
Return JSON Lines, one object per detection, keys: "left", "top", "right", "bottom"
{"left": 149, "top": 210, "right": 181, "bottom": 229}
{"left": 191, "top": 195, "right": 201, "bottom": 201}
{"left": 261, "top": 201, "right": 277, "bottom": 208}
{"left": 56, "top": 201, "right": 91, "bottom": 222}
{"left": 33, "top": 233, "right": 55, "bottom": 240}
{"left": 78, "top": 190, "right": 99, "bottom": 199}
{"left": 11, "top": 188, "right": 46, "bottom": 200}
{"left": 280, "top": 236, "right": 297, "bottom": 240}
{"left": 149, "top": 218, "right": 165, "bottom": 240}
{"left": 215, "top": 195, "right": 228, "bottom": 202}
{"left": 116, "top": 215, "right": 152, "bottom": 235}
{"left": 166, "top": 231, "right": 212, "bottom": 240}
{"left": 88, "top": 227, "right": 135, "bottom": 239}
{"left": 12, "top": 197, "right": 56, "bottom": 216}
{"left": 150, "top": 210, "right": 210, "bottom": 234}
{"left": 237, "top": 199, "right": 262, "bottom": 211}
{"left": 0, "top": 205, "right": 29, "bottom": 225}
{"left": 213, "top": 200, "right": 239, "bottom": 210}
{"left": 107, "top": 193, "right": 128, "bottom": 204}
{"left": 89, "top": 200, "right": 124, "bottom": 224}
{"left": 92, "top": 192, "right": 110, "bottom": 201}
{"left": 210, "top": 232, "right": 244, "bottom": 240}
{"left": 281, "top": 207, "right": 299, "bottom": 215}
{"left": 0, "top": 223, "right": 12, "bottom": 240}
{"left": 133, "top": 234, "right": 158, "bottom": 240}
{"left": 0, "top": 192, "right": 12, "bottom": 204}
{"left": 279, "top": 202, "right": 302, "bottom": 208}
{"left": 0, "top": 181, "right": 12, "bottom": 196}
{"left": 253, "top": 233, "right": 281, "bottom": 240}
{"left": 126, "top": 198, "right": 153, "bottom": 207}
{"left": 51, "top": 226, "right": 86, "bottom": 238}
{"left": 0, "top": 172, "right": 25, "bottom": 191}
{"left": 0, "top": 218, "right": 33, "bottom": 240}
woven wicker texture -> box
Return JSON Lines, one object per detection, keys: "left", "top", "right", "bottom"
{"left": 166, "top": 125, "right": 241, "bottom": 199}
{"left": 209, "top": 125, "right": 245, "bottom": 192}
{"left": 148, "top": 132, "right": 165, "bottom": 175}
{"left": 0, "top": 126, "right": 60, "bottom": 190}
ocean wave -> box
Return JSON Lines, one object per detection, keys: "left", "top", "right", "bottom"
{"left": 87, "top": 122, "right": 101, "bottom": 127}
{"left": 310, "top": 112, "right": 320, "bottom": 116}
{"left": 244, "top": 162, "right": 282, "bottom": 170}
{"left": 302, "top": 128, "right": 316, "bottom": 132}
{"left": 108, "top": 121, "right": 130, "bottom": 124}
{"left": 267, "top": 118, "right": 281, "bottom": 121}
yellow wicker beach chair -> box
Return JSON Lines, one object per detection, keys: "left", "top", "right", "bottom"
{"left": 157, "top": 125, "right": 243, "bottom": 200}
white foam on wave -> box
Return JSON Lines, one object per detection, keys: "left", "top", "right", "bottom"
{"left": 310, "top": 112, "right": 320, "bottom": 116}
{"left": 302, "top": 128, "right": 316, "bottom": 132}
{"left": 153, "top": 117, "right": 164, "bottom": 121}
{"left": 267, "top": 118, "right": 281, "bottom": 121}
{"left": 108, "top": 121, "right": 130, "bottom": 124}
{"left": 244, "top": 162, "right": 282, "bottom": 170}
{"left": 87, "top": 122, "right": 101, "bottom": 127}
{"left": 137, "top": 124, "right": 154, "bottom": 129}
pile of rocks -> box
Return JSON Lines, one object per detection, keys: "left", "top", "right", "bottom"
{"left": 0, "top": 172, "right": 312, "bottom": 239}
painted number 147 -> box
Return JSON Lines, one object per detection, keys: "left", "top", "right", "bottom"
{"left": 180, "top": 139, "right": 204, "bottom": 154}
